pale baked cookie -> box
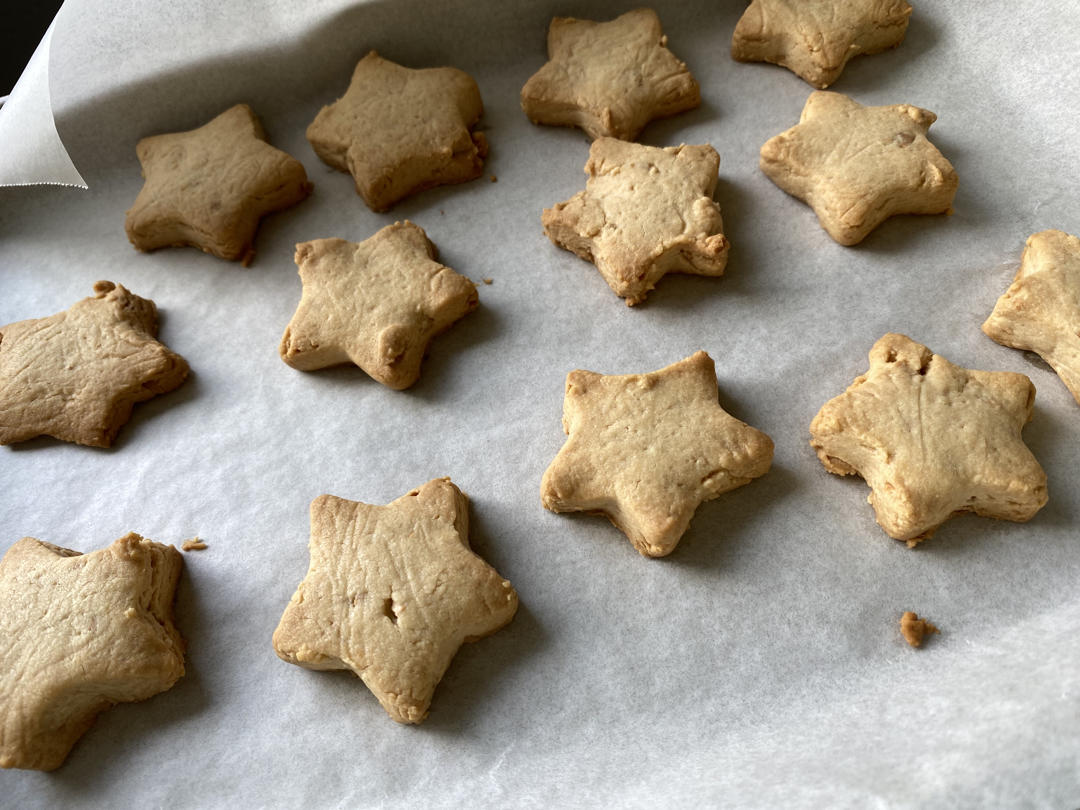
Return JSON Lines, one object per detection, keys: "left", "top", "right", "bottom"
{"left": 125, "top": 104, "right": 312, "bottom": 264}
{"left": 760, "top": 91, "right": 957, "bottom": 245}
{"left": 900, "top": 611, "right": 938, "bottom": 648}
{"left": 520, "top": 8, "right": 700, "bottom": 141}
{"left": 279, "top": 221, "right": 477, "bottom": 390}
{"left": 272, "top": 478, "right": 518, "bottom": 724}
{"left": 0, "top": 533, "right": 185, "bottom": 771}
{"left": 542, "top": 138, "right": 729, "bottom": 306}
{"left": 982, "top": 229, "right": 1080, "bottom": 405}
{"left": 0, "top": 281, "right": 189, "bottom": 447}
{"left": 810, "top": 334, "right": 1048, "bottom": 545}
{"left": 732, "top": 0, "right": 913, "bottom": 89}
{"left": 541, "top": 351, "right": 773, "bottom": 557}
{"left": 307, "top": 51, "right": 487, "bottom": 211}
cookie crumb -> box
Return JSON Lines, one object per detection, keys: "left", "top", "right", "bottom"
{"left": 900, "top": 611, "right": 939, "bottom": 648}
{"left": 181, "top": 538, "right": 208, "bottom": 552}
{"left": 482, "top": 278, "right": 493, "bottom": 285}
{"left": 490, "top": 174, "right": 498, "bottom": 183}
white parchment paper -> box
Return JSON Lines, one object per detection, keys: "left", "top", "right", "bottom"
{"left": 2, "top": 1, "right": 1079, "bottom": 807}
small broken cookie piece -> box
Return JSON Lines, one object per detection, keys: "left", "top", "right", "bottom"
{"left": 125, "top": 103, "right": 312, "bottom": 264}
{"left": 181, "top": 538, "right": 207, "bottom": 552}
{"left": 900, "top": 611, "right": 939, "bottom": 648}
{"left": 982, "top": 229, "right": 1080, "bottom": 406}
{"left": 0, "top": 281, "right": 189, "bottom": 447}
{"left": 272, "top": 478, "right": 518, "bottom": 724}
{"left": 521, "top": 8, "right": 700, "bottom": 141}
{"left": 0, "top": 533, "right": 185, "bottom": 770}
{"left": 307, "top": 51, "right": 487, "bottom": 211}
{"left": 279, "top": 221, "right": 477, "bottom": 390}
{"left": 760, "top": 91, "right": 957, "bottom": 245}
{"left": 541, "top": 351, "right": 773, "bottom": 557}
{"left": 542, "top": 138, "right": 729, "bottom": 305}
{"left": 732, "top": 0, "right": 913, "bottom": 89}
{"left": 810, "top": 334, "right": 1047, "bottom": 544}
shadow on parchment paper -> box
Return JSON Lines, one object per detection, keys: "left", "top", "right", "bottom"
{"left": 46, "top": 559, "right": 213, "bottom": 796}
{"left": 827, "top": 12, "right": 940, "bottom": 98}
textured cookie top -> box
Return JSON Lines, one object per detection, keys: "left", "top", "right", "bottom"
{"left": 125, "top": 103, "right": 312, "bottom": 263}
{"left": 732, "top": 0, "right": 912, "bottom": 89}
{"left": 279, "top": 221, "right": 477, "bottom": 390}
{"left": 542, "top": 138, "right": 728, "bottom": 305}
{"left": 760, "top": 91, "right": 957, "bottom": 245}
{"left": 307, "top": 51, "right": 487, "bottom": 211}
{"left": 983, "top": 229, "right": 1080, "bottom": 406}
{"left": 0, "top": 534, "right": 185, "bottom": 771}
{"left": 810, "top": 333, "right": 1047, "bottom": 544}
{"left": 272, "top": 478, "right": 518, "bottom": 724}
{"left": 521, "top": 8, "right": 700, "bottom": 141}
{"left": 541, "top": 351, "right": 773, "bottom": 557}
{"left": 0, "top": 281, "right": 189, "bottom": 447}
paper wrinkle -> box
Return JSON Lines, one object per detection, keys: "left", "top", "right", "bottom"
{"left": 0, "top": 10, "right": 87, "bottom": 188}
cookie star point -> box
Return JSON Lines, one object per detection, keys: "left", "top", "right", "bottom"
{"left": 307, "top": 51, "right": 487, "bottom": 211}
{"left": 541, "top": 351, "right": 774, "bottom": 557}
{"left": 983, "top": 229, "right": 1080, "bottom": 405}
{"left": 760, "top": 91, "right": 957, "bottom": 245}
{"left": 810, "top": 333, "right": 1047, "bottom": 544}
{"left": 279, "top": 221, "right": 477, "bottom": 390}
{"left": 521, "top": 8, "right": 700, "bottom": 141}
{"left": 273, "top": 478, "right": 518, "bottom": 724}
{"left": 125, "top": 103, "right": 312, "bottom": 263}
{"left": 0, "top": 282, "right": 189, "bottom": 447}
{"left": 0, "top": 533, "right": 185, "bottom": 770}
{"left": 732, "top": 0, "right": 913, "bottom": 88}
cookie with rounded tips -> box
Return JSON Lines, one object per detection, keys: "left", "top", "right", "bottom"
{"left": 982, "top": 229, "right": 1080, "bottom": 405}
{"left": 272, "top": 478, "right": 518, "bottom": 724}
{"left": 279, "top": 221, "right": 477, "bottom": 390}
{"left": 541, "top": 351, "right": 773, "bottom": 557}
{"left": 732, "top": 0, "right": 912, "bottom": 89}
{"left": 810, "top": 334, "right": 1048, "bottom": 545}
{"left": 307, "top": 51, "right": 487, "bottom": 211}
{"left": 0, "top": 281, "right": 189, "bottom": 447}
{"left": 760, "top": 91, "right": 957, "bottom": 245}
{"left": 542, "top": 138, "right": 729, "bottom": 306}
{"left": 125, "top": 103, "right": 312, "bottom": 264}
{"left": 0, "top": 533, "right": 185, "bottom": 771}
{"left": 521, "top": 8, "right": 700, "bottom": 141}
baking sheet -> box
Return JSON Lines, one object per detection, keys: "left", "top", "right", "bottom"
{"left": 3, "top": 0, "right": 1079, "bottom": 806}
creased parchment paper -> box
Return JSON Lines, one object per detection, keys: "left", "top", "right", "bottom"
{"left": 2, "top": 1, "right": 1079, "bottom": 807}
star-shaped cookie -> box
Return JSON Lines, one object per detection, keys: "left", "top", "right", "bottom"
{"left": 540, "top": 351, "right": 774, "bottom": 557}
{"left": 125, "top": 103, "right": 312, "bottom": 264}
{"left": 982, "top": 229, "right": 1080, "bottom": 406}
{"left": 0, "top": 533, "right": 185, "bottom": 771}
{"left": 732, "top": 0, "right": 913, "bottom": 89}
{"left": 307, "top": 51, "right": 488, "bottom": 211}
{"left": 810, "top": 333, "right": 1048, "bottom": 545}
{"left": 0, "top": 281, "right": 189, "bottom": 447}
{"left": 279, "top": 221, "right": 477, "bottom": 390}
{"left": 542, "top": 138, "right": 729, "bottom": 306}
{"left": 760, "top": 91, "right": 958, "bottom": 245}
{"left": 272, "top": 478, "right": 518, "bottom": 724}
{"left": 520, "top": 8, "right": 700, "bottom": 141}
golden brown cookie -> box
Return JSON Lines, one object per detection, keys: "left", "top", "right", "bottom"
{"left": 810, "top": 334, "right": 1048, "bottom": 545}
{"left": 520, "top": 8, "right": 700, "bottom": 141}
{"left": 307, "top": 51, "right": 487, "bottom": 211}
{"left": 542, "top": 138, "right": 729, "bottom": 306}
{"left": 982, "top": 229, "right": 1080, "bottom": 405}
{"left": 900, "top": 611, "right": 939, "bottom": 648}
{"left": 541, "top": 351, "right": 773, "bottom": 557}
{"left": 125, "top": 104, "right": 312, "bottom": 264}
{"left": 272, "top": 478, "right": 518, "bottom": 724}
{"left": 279, "top": 221, "right": 477, "bottom": 390}
{"left": 0, "top": 281, "right": 189, "bottom": 447}
{"left": 0, "top": 533, "right": 185, "bottom": 771}
{"left": 732, "top": 0, "right": 913, "bottom": 89}
{"left": 760, "top": 91, "right": 957, "bottom": 245}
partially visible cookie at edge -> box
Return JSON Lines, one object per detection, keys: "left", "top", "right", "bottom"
{"left": 125, "top": 103, "right": 312, "bottom": 264}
